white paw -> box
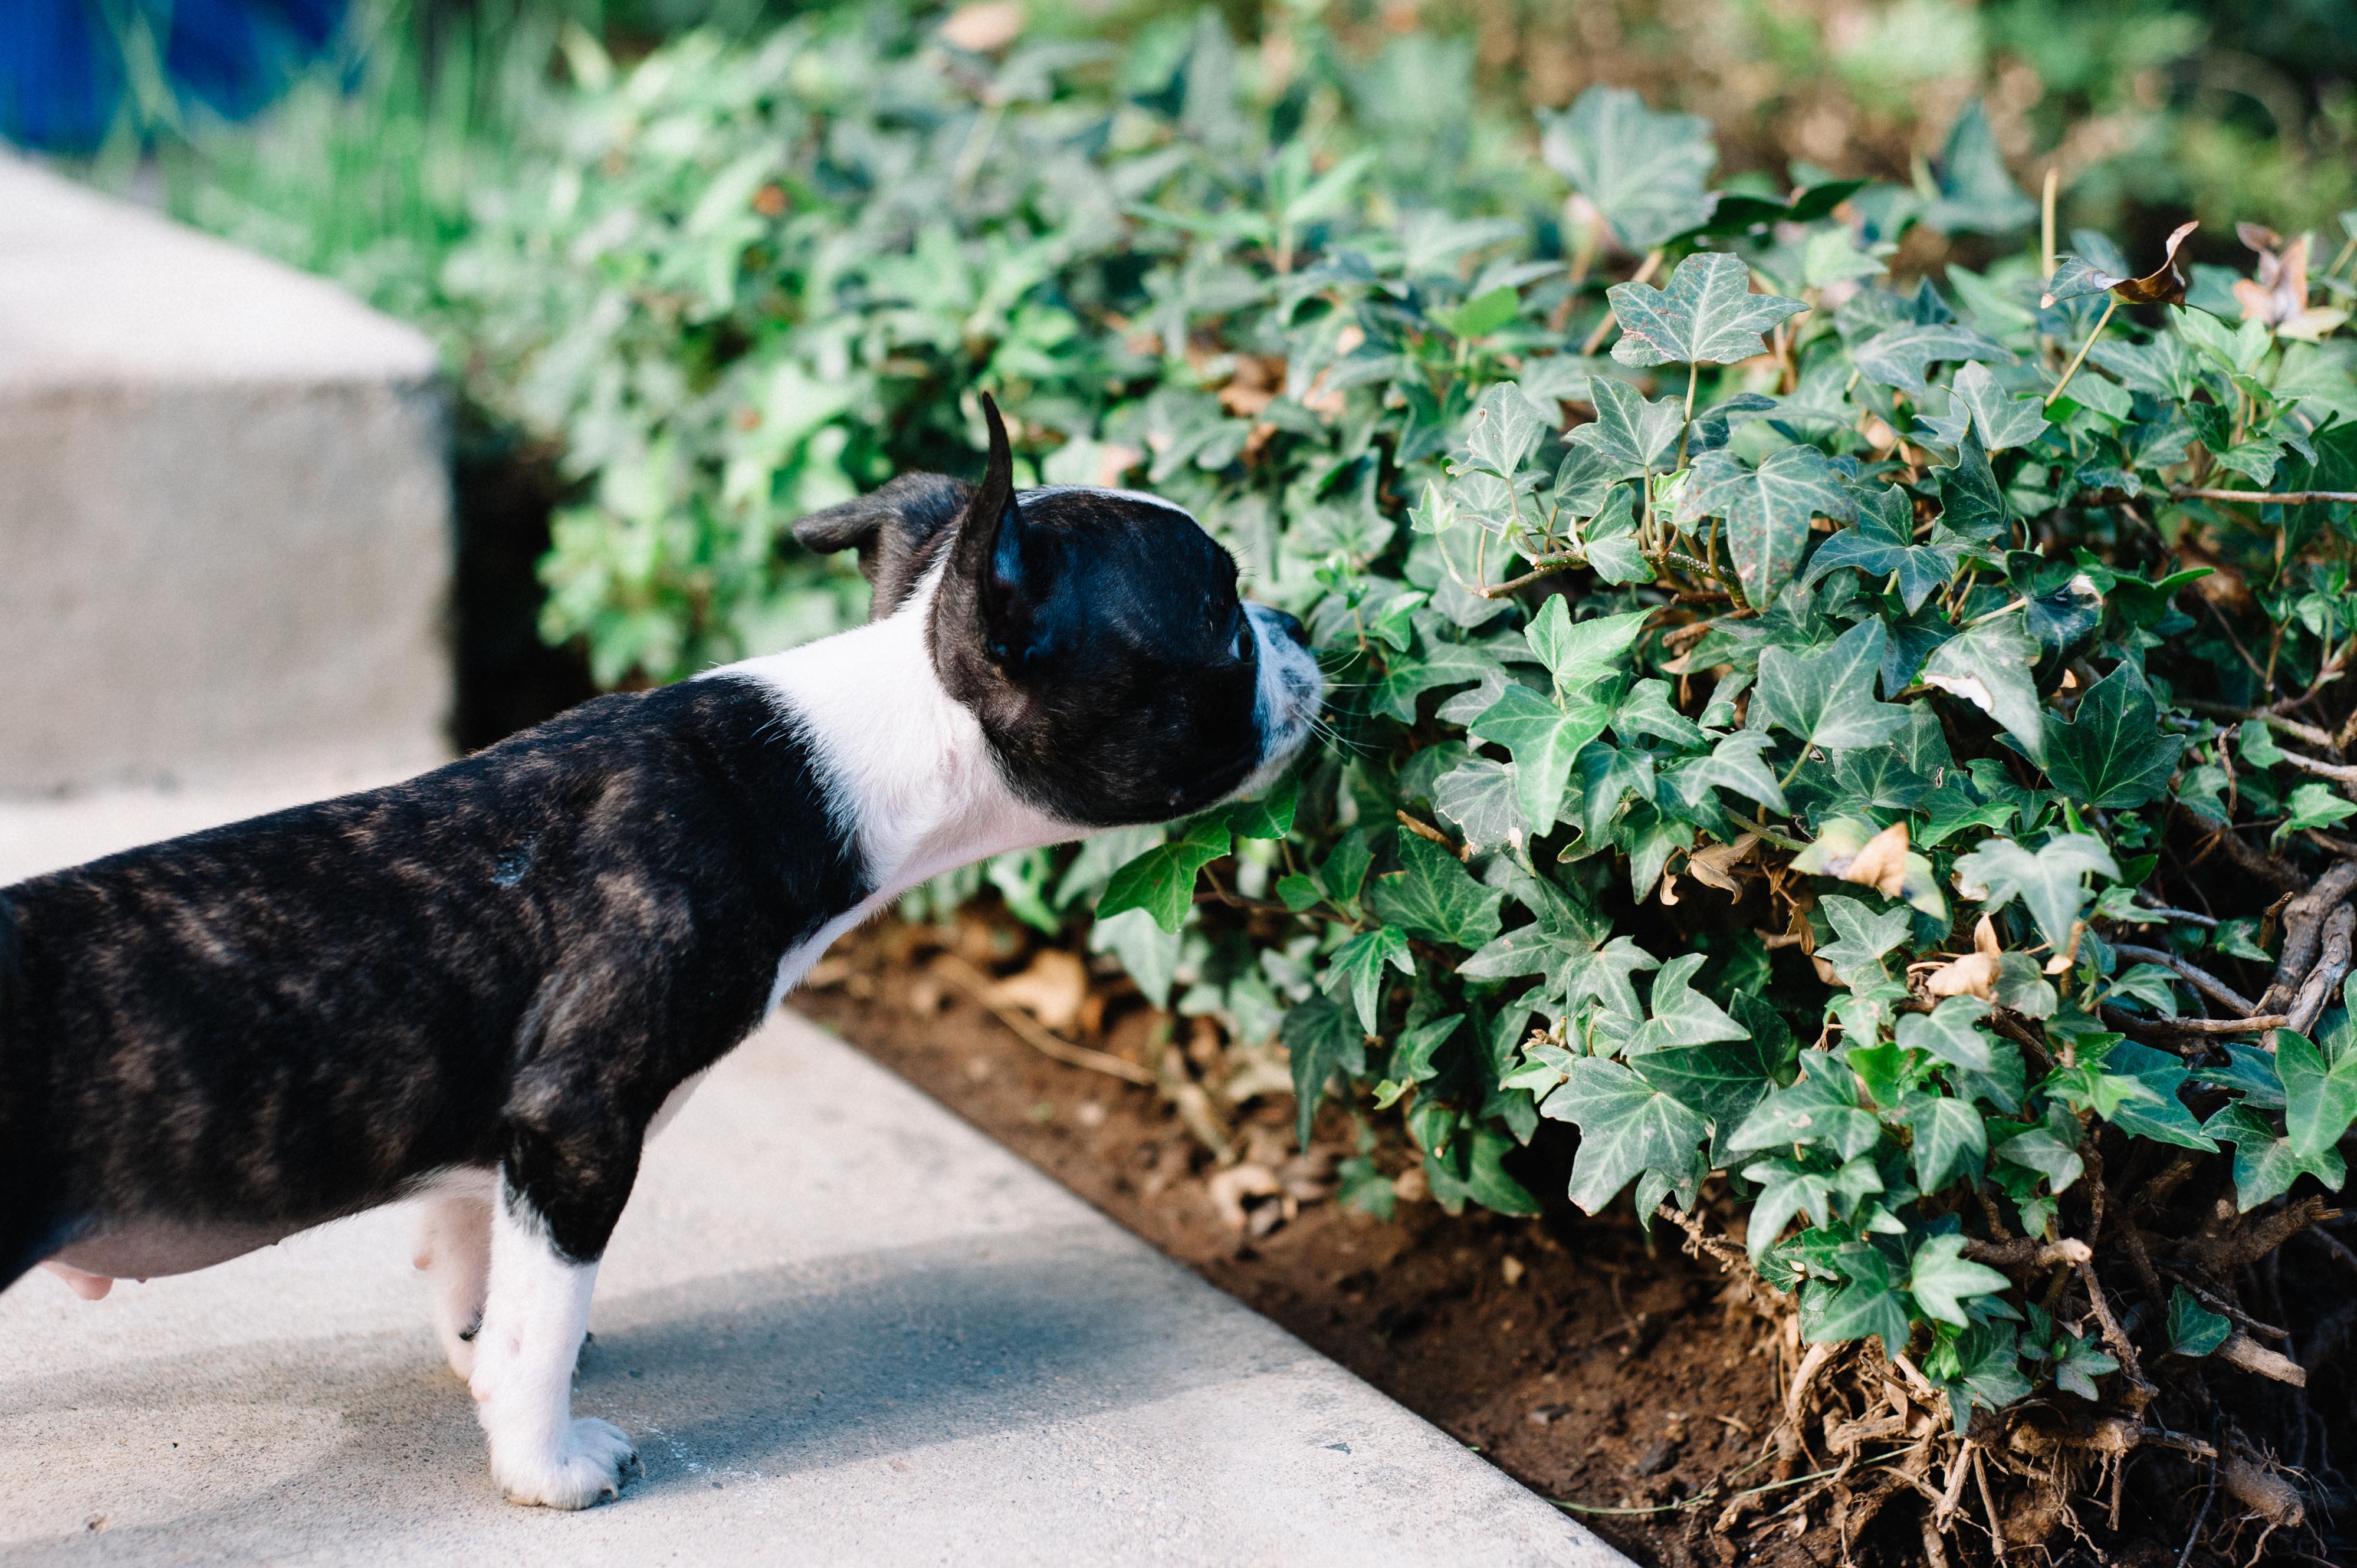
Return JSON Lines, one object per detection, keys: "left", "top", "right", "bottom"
{"left": 492, "top": 1417, "right": 638, "bottom": 1510}
{"left": 438, "top": 1319, "right": 478, "bottom": 1382}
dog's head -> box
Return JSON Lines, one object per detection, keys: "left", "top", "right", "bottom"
{"left": 792, "top": 398, "right": 1321, "bottom": 826}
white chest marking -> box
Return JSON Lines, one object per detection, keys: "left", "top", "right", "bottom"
{"left": 707, "top": 567, "right": 1078, "bottom": 1013}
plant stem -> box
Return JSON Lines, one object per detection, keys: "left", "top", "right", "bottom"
{"left": 2172, "top": 486, "right": 2357, "bottom": 506}
{"left": 2046, "top": 294, "right": 2118, "bottom": 407}
{"left": 1678, "top": 359, "right": 1699, "bottom": 464}
{"left": 2040, "top": 166, "right": 2059, "bottom": 281}
{"left": 1579, "top": 248, "right": 1660, "bottom": 357}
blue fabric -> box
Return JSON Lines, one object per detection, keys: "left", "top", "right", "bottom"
{"left": 0, "top": 0, "right": 350, "bottom": 151}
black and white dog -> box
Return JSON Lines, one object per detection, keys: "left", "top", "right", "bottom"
{"left": 0, "top": 397, "right": 1321, "bottom": 1508}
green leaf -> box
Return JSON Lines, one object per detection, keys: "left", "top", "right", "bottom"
{"left": 1283, "top": 995, "right": 1367, "bottom": 1148}
{"left": 1729, "top": 1054, "right": 1882, "bottom": 1160}
{"left": 1460, "top": 381, "right": 1548, "bottom": 477}
{"left": 2279, "top": 782, "right": 2357, "bottom": 846}
{"left": 2277, "top": 1027, "right": 2357, "bottom": 1158}
{"left": 1463, "top": 875, "right": 1660, "bottom": 1016}
{"left": 1922, "top": 616, "right": 2046, "bottom": 763}
{"left": 1814, "top": 894, "right": 1915, "bottom": 987}
{"left": 1742, "top": 1161, "right": 1834, "bottom": 1263}
{"left": 1638, "top": 1020, "right": 1793, "bottom": 1167}
{"left": 1462, "top": 1128, "right": 1544, "bottom": 1216}
{"left": 2044, "top": 666, "right": 2186, "bottom": 809}
{"left": 1910, "top": 1232, "right": 2011, "bottom": 1327}
{"left": 1904, "top": 1092, "right": 1989, "bottom": 1190}
{"left": 1675, "top": 731, "right": 1790, "bottom": 814}
{"left": 1852, "top": 322, "right": 2014, "bottom": 397}
{"left": 1388, "top": 1014, "right": 1462, "bottom": 1085}
{"left": 1433, "top": 757, "right": 1529, "bottom": 853}
{"left": 1439, "top": 284, "right": 1521, "bottom": 340}
{"left": 1950, "top": 1320, "right": 2034, "bottom": 1417}
{"left": 1570, "top": 377, "right": 1683, "bottom": 475}
{"left": 1319, "top": 829, "right": 1373, "bottom": 910}
{"left": 1539, "top": 85, "right": 1716, "bottom": 250}
{"left": 2049, "top": 1326, "right": 2118, "bottom": 1399}
{"left": 1369, "top": 832, "right": 1506, "bottom": 949}
{"left": 1952, "top": 834, "right": 2119, "bottom": 952}
{"left": 1275, "top": 874, "right": 1324, "bottom": 913}
{"left": 1922, "top": 100, "right": 2037, "bottom": 235}
{"left": 1324, "top": 925, "right": 1413, "bottom": 1034}
{"left": 1470, "top": 683, "right": 1617, "bottom": 838}
{"left": 1608, "top": 252, "right": 1808, "bottom": 369}
{"left": 1948, "top": 361, "right": 2050, "bottom": 451}
{"left": 1756, "top": 619, "right": 1910, "bottom": 752}
{"left": 1933, "top": 428, "right": 2011, "bottom": 543}
{"left": 1804, "top": 1275, "right": 1913, "bottom": 1360}
{"left": 1800, "top": 485, "right": 1958, "bottom": 614}
{"left": 1371, "top": 642, "right": 1506, "bottom": 724}
{"left": 1226, "top": 778, "right": 1298, "bottom": 839}
{"left": 1895, "top": 996, "right": 2000, "bottom": 1074}
{"left": 1540, "top": 1057, "right": 1709, "bottom": 1214}
{"left": 2100, "top": 1041, "right": 2218, "bottom": 1150}
{"left": 2203, "top": 1100, "right": 2346, "bottom": 1209}
{"left": 2167, "top": 1287, "right": 2233, "bottom": 1357}
{"left": 1630, "top": 953, "right": 1748, "bottom": 1053}
{"left": 1525, "top": 599, "right": 1653, "bottom": 693}
{"left": 1992, "top": 1103, "right": 2086, "bottom": 1193}
{"left": 1678, "top": 445, "right": 1857, "bottom": 608}
{"left": 1097, "top": 816, "right": 1233, "bottom": 932}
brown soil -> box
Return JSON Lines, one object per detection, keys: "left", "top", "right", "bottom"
{"left": 793, "top": 915, "right": 1794, "bottom": 1568}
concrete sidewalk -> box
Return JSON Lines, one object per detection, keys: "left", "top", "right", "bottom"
{"left": 0, "top": 791, "right": 1627, "bottom": 1568}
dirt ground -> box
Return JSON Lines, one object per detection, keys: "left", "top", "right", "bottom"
{"left": 793, "top": 916, "right": 1794, "bottom": 1568}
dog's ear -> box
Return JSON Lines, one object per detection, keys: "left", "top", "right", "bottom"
{"left": 790, "top": 473, "right": 973, "bottom": 617}
{"left": 950, "top": 395, "right": 1063, "bottom": 672}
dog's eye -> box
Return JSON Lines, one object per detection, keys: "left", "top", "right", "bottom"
{"left": 1232, "top": 617, "right": 1255, "bottom": 663}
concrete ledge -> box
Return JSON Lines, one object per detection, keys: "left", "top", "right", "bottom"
{"left": 0, "top": 159, "right": 452, "bottom": 797}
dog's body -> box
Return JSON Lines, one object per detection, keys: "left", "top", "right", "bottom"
{"left": 0, "top": 402, "right": 1320, "bottom": 1508}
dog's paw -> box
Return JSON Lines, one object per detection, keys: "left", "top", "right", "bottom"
{"left": 492, "top": 1418, "right": 638, "bottom": 1510}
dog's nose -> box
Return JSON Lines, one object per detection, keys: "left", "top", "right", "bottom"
{"left": 1269, "top": 609, "right": 1310, "bottom": 647}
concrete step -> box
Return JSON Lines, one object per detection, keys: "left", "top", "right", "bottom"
{"left": 0, "top": 157, "right": 452, "bottom": 799}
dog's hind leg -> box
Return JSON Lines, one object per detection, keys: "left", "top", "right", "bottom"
{"left": 413, "top": 1178, "right": 495, "bottom": 1380}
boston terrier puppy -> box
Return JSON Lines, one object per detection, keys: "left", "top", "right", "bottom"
{"left": 0, "top": 396, "right": 1321, "bottom": 1508}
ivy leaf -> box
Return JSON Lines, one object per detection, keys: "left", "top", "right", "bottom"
{"left": 1608, "top": 252, "right": 1808, "bottom": 369}
{"left": 1371, "top": 640, "right": 1505, "bottom": 724}
{"left": 1283, "top": 994, "right": 1367, "bottom": 1148}
{"left": 1949, "top": 361, "right": 2050, "bottom": 451}
{"left": 1319, "top": 828, "right": 1373, "bottom": 912}
{"left": 2100, "top": 1041, "right": 2218, "bottom": 1150}
{"left": 1462, "top": 875, "right": 1660, "bottom": 1015}
{"left": 1903, "top": 1092, "right": 1989, "bottom": 1190}
{"left": 1921, "top": 100, "right": 2037, "bottom": 235}
{"left": 1815, "top": 894, "right": 1916, "bottom": 987}
{"left": 1674, "top": 731, "right": 1789, "bottom": 814}
{"left": 2204, "top": 1101, "right": 2346, "bottom": 1210}
{"left": 1728, "top": 1054, "right": 1883, "bottom": 1161}
{"left": 1369, "top": 831, "right": 1506, "bottom": 949}
{"left": 2167, "top": 1287, "right": 2233, "bottom": 1357}
{"left": 1991, "top": 1104, "right": 2086, "bottom": 1193}
{"left": 1803, "top": 1274, "right": 1913, "bottom": 1360}
{"left": 1639, "top": 1012, "right": 1794, "bottom": 1166}
{"left": 1539, "top": 85, "right": 1717, "bottom": 251}
{"left": 1910, "top": 1233, "right": 2012, "bottom": 1327}
{"left": 2049, "top": 1327, "right": 2118, "bottom": 1399}
{"left": 2044, "top": 665, "right": 2186, "bottom": 809}
{"left": 1756, "top": 619, "right": 1910, "bottom": 752}
{"left": 1459, "top": 381, "right": 1548, "bottom": 478}
{"left": 1097, "top": 816, "right": 1232, "bottom": 932}
{"left": 1570, "top": 377, "right": 1685, "bottom": 475}
{"left": 1949, "top": 1320, "right": 2033, "bottom": 1419}
{"left": 1922, "top": 616, "right": 2046, "bottom": 763}
{"left": 1895, "top": 996, "right": 2000, "bottom": 1074}
{"left": 1800, "top": 485, "right": 1957, "bottom": 614}
{"left": 1433, "top": 756, "right": 1529, "bottom": 852}
{"left": 1539, "top": 1057, "right": 1709, "bottom": 1214}
{"left": 1678, "top": 445, "right": 1857, "bottom": 609}
{"left": 2277, "top": 1027, "right": 2357, "bottom": 1158}
{"left": 1459, "top": 1127, "right": 1544, "bottom": 1217}
{"left": 1525, "top": 599, "right": 1653, "bottom": 693}
{"left": 1470, "top": 683, "right": 1618, "bottom": 837}
{"left": 1852, "top": 321, "right": 2015, "bottom": 397}
{"left": 2278, "top": 782, "right": 2357, "bottom": 847}
{"left": 1630, "top": 953, "right": 1748, "bottom": 1053}
{"left": 1323, "top": 925, "right": 1413, "bottom": 1034}
{"left": 1933, "top": 428, "right": 2010, "bottom": 544}
{"left": 1742, "top": 1161, "right": 1834, "bottom": 1263}
{"left": 1952, "top": 834, "right": 2119, "bottom": 952}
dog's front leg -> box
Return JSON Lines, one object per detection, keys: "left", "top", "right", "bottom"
{"left": 468, "top": 1176, "right": 637, "bottom": 1508}
{"left": 413, "top": 1183, "right": 494, "bottom": 1380}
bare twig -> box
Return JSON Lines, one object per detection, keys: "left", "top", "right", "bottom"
{"left": 2109, "top": 945, "right": 2260, "bottom": 1015}
{"left": 1965, "top": 1237, "right": 2092, "bottom": 1269}
{"left": 2173, "top": 486, "right": 2357, "bottom": 506}
{"left": 2111, "top": 1011, "right": 2289, "bottom": 1037}
{"left": 1394, "top": 810, "right": 1467, "bottom": 860}
{"left": 2286, "top": 902, "right": 2355, "bottom": 1035}
{"left": 2217, "top": 1331, "right": 2307, "bottom": 1386}
{"left": 2259, "top": 859, "right": 2357, "bottom": 1012}
{"left": 2181, "top": 1194, "right": 2342, "bottom": 1274}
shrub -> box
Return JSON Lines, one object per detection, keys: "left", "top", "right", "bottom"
{"left": 275, "top": 5, "right": 2357, "bottom": 1551}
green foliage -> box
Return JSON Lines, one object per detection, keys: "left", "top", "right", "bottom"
{"left": 202, "top": 0, "right": 2357, "bottom": 1462}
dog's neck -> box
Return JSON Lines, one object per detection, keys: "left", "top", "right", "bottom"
{"left": 721, "top": 570, "right": 1073, "bottom": 900}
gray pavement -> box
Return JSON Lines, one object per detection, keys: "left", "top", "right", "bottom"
{"left": 0, "top": 787, "right": 1628, "bottom": 1567}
